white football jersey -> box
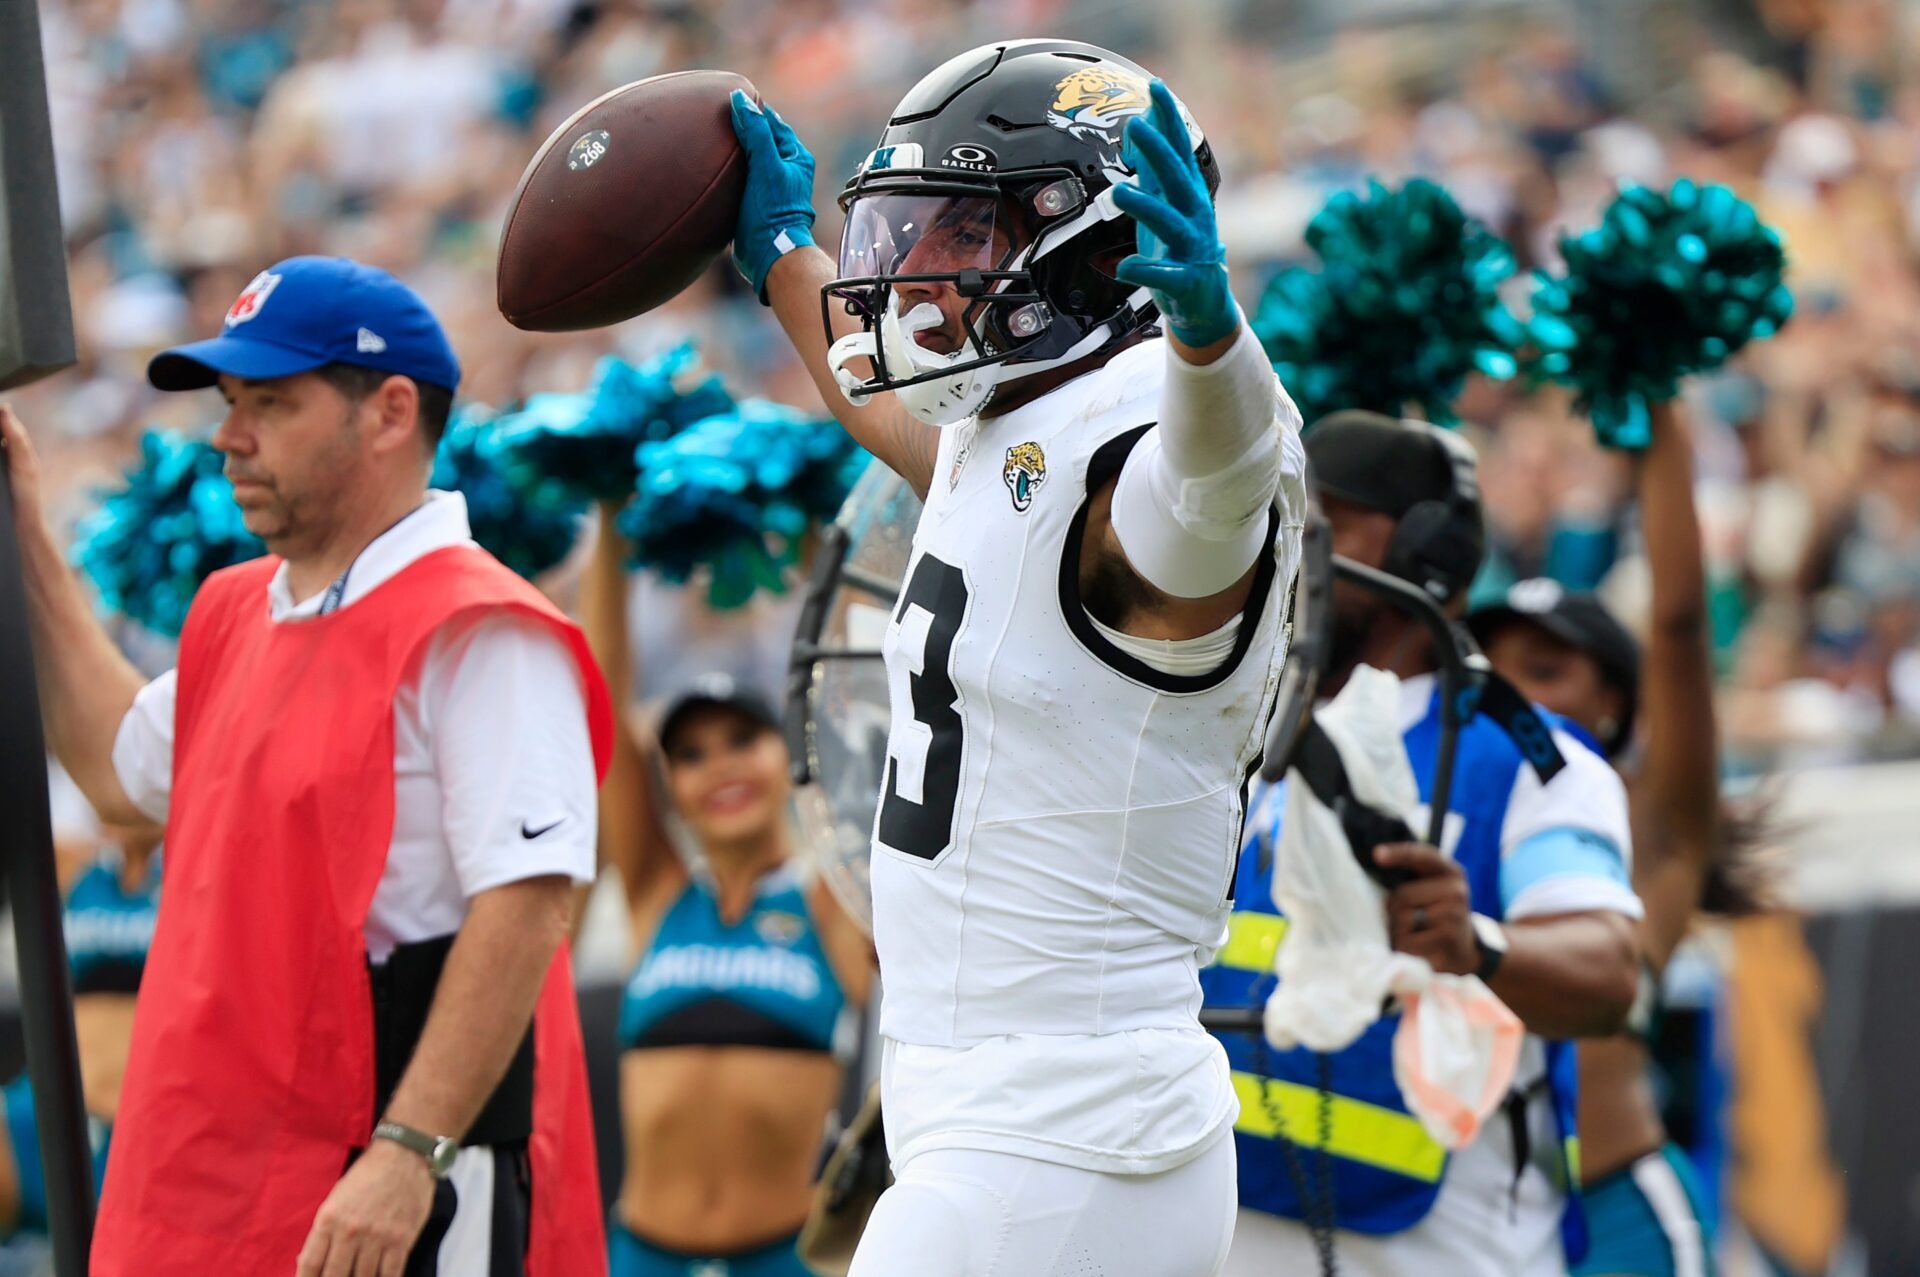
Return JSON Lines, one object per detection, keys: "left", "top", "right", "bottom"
{"left": 870, "top": 337, "right": 1308, "bottom": 1055}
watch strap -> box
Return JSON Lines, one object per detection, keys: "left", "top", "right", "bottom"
{"left": 372, "top": 1119, "right": 457, "bottom": 1178}
{"left": 1474, "top": 937, "right": 1504, "bottom": 983}
{"left": 1471, "top": 913, "right": 1508, "bottom": 983}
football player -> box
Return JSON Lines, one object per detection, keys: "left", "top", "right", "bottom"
{"left": 731, "top": 39, "right": 1306, "bottom": 1277}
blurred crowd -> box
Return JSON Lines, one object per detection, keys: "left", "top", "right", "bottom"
{"left": 11, "top": 0, "right": 1920, "bottom": 770}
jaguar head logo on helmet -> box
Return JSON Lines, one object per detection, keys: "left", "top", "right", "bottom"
{"left": 823, "top": 39, "right": 1219, "bottom": 428}
{"left": 1046, "top": 66, "right": 1152, "bottom": 142}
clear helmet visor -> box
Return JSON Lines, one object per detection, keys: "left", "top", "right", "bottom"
{"left": 839, "top": 195, "right": 1009, "bottom": 360}
{"left": 838, "top": 193, "right": 1004, "bottom": 281}
{"left": 825, "top": 190, "right": 1048, "bottom": 426}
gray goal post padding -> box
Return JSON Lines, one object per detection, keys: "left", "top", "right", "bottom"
{"left": 0, "top": 0, "right": 77, "bottom": 390}
{"left": 0, "top": 2, "right": 93, "bottom": 1273}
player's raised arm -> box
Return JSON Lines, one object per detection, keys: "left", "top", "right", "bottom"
{"left": 1105, "top": 82, "right": 1306, "bottom": 602}
{"left": 728, "top": 92, "right": 941, "bottom": 497}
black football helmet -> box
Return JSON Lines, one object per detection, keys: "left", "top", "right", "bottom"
{"left": 823, "top": 39, "right": 1219, "bottom": 426}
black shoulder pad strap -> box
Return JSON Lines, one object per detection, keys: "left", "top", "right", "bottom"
{"left": 1291, "top": 719, "right": 1414, "bottom": 889}
{"left": 1475, "top": 673, "right": 1567, "bottom": 783}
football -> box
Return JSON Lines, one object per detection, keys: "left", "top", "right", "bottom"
{"left": 496, "top": 69, "right": 756, "bottom": 332}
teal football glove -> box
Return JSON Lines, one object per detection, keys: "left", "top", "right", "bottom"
{"left": 1111, "top": 80, "right": 1238, "bottom": 349}
{"left": 728, "top": 90, "right": 818, "bottom": 304}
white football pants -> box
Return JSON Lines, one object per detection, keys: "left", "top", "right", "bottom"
{"left": 848, "top": 1136, "right": 1237, "bottom": 1277}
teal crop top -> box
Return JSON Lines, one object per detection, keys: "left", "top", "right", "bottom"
{"left": 66, "top": 851, "right": 160, "bottom": 996}
{"left": 619, "top": 867, "right": 846, "bottom": 1055}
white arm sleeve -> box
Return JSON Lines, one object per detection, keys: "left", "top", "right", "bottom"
{"left": 110, "top": 670, "right": 178, "bottom": 824}
{"left": 1110, "top": 325, "right": 1307, "bottom": 598}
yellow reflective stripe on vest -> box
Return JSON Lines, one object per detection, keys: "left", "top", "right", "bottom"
{"left": 1230, "top": 1071, "right": 1446, "bottom": 1182}
{"left": 1216, "top": 911, "right": 1288, "bottom": 973}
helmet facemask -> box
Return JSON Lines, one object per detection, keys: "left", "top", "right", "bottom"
{"left": 823, "top": 170, "right": 1147, "bottom": 427}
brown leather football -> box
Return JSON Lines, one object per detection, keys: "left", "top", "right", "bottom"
{"left": 497, "top": 70, "right": 755, "bottom": 332}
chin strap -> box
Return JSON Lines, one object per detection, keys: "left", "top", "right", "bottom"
{"left": 828, "top": 296, "right": 990, "bottom": 424}
{"left": 827, "top": 330, "right": 878, "bottom": 406}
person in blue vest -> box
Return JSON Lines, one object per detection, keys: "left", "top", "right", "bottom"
{"left": 1471, "top": 399, "right": 1773, "bottom": 1277}
{"left": 1210, "top": 411, "right": 1645, "bottom": 1277}
{"left": 0, "top": 821, "right": 160, "bottom": 1246}
{"left": 581, "top": 510, "right": 873, "bottom": 1277}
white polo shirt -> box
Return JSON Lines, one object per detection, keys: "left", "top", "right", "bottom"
{"left": 110, "top": 491, "right": 598, "bottom": 962}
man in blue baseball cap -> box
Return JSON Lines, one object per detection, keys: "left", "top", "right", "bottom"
{"left": 1, "top": 255, "right": 612, "bottom": 1276}
{"left": 146, "top": 255, "right": 463, "bottom": 581}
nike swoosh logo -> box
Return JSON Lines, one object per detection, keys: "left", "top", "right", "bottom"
{"left": 520, "top": 818, "right": 566, "bottom": 840}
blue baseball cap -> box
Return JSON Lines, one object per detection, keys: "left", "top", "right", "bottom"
{"left": 147, "top": 256, "right": 461, "bottom": 394}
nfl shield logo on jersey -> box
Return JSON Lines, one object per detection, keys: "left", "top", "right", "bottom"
{"left": 224, "top": 270, "right": 281, "bottom": 327}
{"left": 1003, "top": 442, "right": 1047, "bottom": 512}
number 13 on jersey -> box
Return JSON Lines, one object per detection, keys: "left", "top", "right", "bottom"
{"left": 878, "top": 553, "right": 972, "bottom": 861}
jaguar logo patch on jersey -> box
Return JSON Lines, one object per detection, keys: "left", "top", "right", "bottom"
{"left": 1003, "top": 442, "right": 1047, "bottom": 512}
{"left": 754, "top": 910, "right": 805, "bottom": 948}
{"left": 1047, "top": 66, "right": 1151, "bottom": 142}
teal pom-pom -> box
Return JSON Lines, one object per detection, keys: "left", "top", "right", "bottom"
{"left": 493, "top": 344, "right": 735, "bottom": 502}
{"left": 1526, "top": 179, "right": 1794, "bottom": 449}
{"left": 1252, "top": 178, "right": 1523, "bottom": 426}
{"left": 72, "top": 430, "right": 266, "bottom": 637}
{"left": 71, "top": 415, "right": 590, "bottom": 635}
{"left": 432, "top": 406, "right": 588, "bottom": 579}
{"left": 617, "top": 401, "right": 872, "bottom": 609}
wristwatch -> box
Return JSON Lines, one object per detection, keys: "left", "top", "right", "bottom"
{"left": 1470, "top": 913, "right": 1509, "bottom": 983}
{"left": 372, "top": 1120, "right": 459, "bottom": 1179}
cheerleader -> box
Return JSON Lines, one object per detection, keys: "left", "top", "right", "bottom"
{"left": 582, "top": 508, "right": 872, "bottom": 1277}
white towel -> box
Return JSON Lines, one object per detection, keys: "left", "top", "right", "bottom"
{"left": 1262, "top": 665, "right": 1522, "bottom": 1149}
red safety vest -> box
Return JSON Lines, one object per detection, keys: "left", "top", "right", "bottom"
{"left": 93, "top": 545, "right": 613, "bottom": 1276}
